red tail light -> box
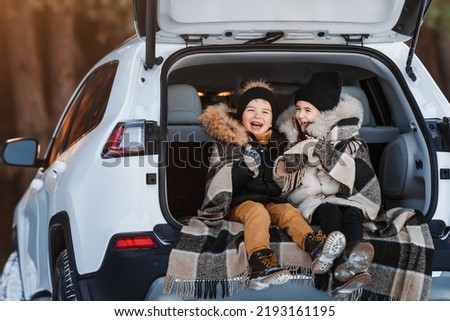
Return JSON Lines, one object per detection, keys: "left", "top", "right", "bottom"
{"left": 113, "top": 235, "right": 159, "bottom": 250}
{"left": 102, "top": 121, "right": 145, "bottom": 158}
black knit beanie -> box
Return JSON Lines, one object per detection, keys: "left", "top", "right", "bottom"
{"left": 237, "top": 86, "right": 278, "bottom": 122}
{"left": 294, "top": 71, "right": 343, "bottom": 112}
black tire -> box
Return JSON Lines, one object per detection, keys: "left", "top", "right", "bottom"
{"left": 52, "top": 249, "right": 77, "bottom": 301}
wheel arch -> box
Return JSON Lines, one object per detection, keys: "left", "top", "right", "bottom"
{"left": 48, "top": 212, "right": 77, "bottom": 283}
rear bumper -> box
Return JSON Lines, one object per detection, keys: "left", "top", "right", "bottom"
{"left": 76, "top": 242, "right": 172, "bottom": 300}
{"left": 429, "top": 272, "right": 450, "bottom": 301}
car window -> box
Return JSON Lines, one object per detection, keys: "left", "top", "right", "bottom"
{"left": 47, "top": 60, "right": 119, "bottom": 165}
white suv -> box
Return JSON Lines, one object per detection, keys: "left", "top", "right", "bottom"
{"left": 1, "top": 0, "right": 450, "bottom": 300}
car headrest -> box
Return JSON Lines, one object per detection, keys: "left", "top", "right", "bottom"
{"left": 168, "top": 84, "right": 202, "bottom": 125}
{"left": 341, "top": 86, "right": 375, "bottom": 127}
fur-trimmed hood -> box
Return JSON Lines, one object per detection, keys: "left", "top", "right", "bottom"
{"left": 198, "top": 102, "right": 287, "bottom": 220}
{"left": 274, "top": 92, "right": 381, "bottom": 221}
{"left": 277, "top": 93, "right": 364, "bottom": 142}
{"left": 199, "top": 102, "right": 251, "bottom": 146}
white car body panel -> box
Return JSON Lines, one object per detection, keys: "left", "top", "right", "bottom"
{"left": 158, "top": 0, "right": 409, "bottom": 43}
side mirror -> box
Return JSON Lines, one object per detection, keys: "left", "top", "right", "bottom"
{"left": 1, "top": 138, "right": 40, "bottom": 167}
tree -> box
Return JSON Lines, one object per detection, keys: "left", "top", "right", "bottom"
{"left": 416, "top": 0, "right": 450, "bottom": 98}
{"left": 0, "top": 0, "right": 133, "bottom": 268}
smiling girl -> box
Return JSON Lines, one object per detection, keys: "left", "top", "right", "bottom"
{"left": 275, "top": 71, "right": 381, "bottom": 297}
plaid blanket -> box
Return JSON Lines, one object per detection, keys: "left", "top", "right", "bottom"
{"left": 163, "top": 208, "right": 434, "bottom": 300}
{"left": 361, "top": 207, "right": 434, "bottom": 300}
{"left": 163, "top": 218, "right": 313, "bottom": 299}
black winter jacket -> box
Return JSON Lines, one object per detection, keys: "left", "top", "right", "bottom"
{"left": 197, "top": 102, "right": 289, "bottom": 219}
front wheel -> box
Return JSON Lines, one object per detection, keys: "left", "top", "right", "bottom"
{"left": 0, "top": 251, "right": 25, "bottom": 301}
{"left": 52, "top": 249, "right": 78, "bottom": 301}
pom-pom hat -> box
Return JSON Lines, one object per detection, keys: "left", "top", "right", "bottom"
{"left": 237, "top": 80, "right": 278, "bottom": 122}
{"left": 294, "top": 71, "right": 343, "bottom": 112}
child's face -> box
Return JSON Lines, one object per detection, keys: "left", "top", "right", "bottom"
{"left": 241, "top": 98, "right": 273, "bottom": 135}
{"left": 295, "top": 100, "right": 321, "bottom": 133}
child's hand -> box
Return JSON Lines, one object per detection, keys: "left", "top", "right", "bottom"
{"left": 243, "top": 146, "right": 261, "bottom": 177}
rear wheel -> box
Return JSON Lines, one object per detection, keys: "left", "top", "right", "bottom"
{"left": 0, "top": 251, "right": 25, "bottom": 301}
{"left": 52, "top": 249, "right": 77, "bottom": 301}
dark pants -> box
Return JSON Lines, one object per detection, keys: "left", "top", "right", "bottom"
{"left": 311, "top": 203, "right": 365, "bottom": 291}
{"left": 311, "top": 203, "right": 363, "bottom": 245}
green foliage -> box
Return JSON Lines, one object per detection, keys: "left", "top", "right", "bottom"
{"left": 426, "top": 0, "right": 450, "bottom": 36}
{"left": 82, "top": 0, "right": 135, "bottom": 44}
{"left": 32, "top": 0, "right": 135, "bottom": 45}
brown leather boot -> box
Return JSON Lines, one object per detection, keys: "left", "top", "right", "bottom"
{"left": 304, "top": 230, "right": 346, "bottom": 274}
{"left": 248, "top": 248, "right": 291, "bottom": 291}
{"left": 334, "top": 241, "right": 374, "bottom": 283}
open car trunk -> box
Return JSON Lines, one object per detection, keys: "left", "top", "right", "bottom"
{"left": 134, "top": 0, "right": 448, "bottom": 301}
{"left": 162, "top": 45, "right": 434, "bottom": 225}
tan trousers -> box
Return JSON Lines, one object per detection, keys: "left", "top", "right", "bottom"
{"left": 229, "top": 200, "right": 314, "bottom": 256}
